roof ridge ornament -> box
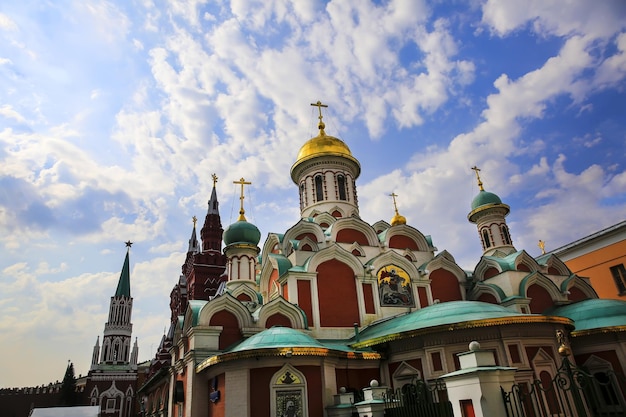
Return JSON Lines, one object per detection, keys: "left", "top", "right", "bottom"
{"left": 233, "top": 177, "right": 251, "bottom": 221}
{"left": 311, "top": 100, "right": 328, "bottom": 135}
{"left": 471, "top": 165, "right": 485, "bottom": 191}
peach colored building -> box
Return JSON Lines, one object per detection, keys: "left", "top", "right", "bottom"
{"left": 551, "top": 221, "right": 626, "bottom": 300}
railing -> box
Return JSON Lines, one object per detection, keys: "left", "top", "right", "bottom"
{"left": 502, "top": 356, "right": 626, "bottom": 417}
{"left": 383, "top": 378, "right": 453, "bottom": 417}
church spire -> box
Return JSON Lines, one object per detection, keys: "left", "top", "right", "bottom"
{"left": 188, "top": 216, "right": 200, "bottom": 253}
{"left": 115, "top": 241, "right": 132, "bottom": 297}
{"left": 201, "top": 174, "right": 224, "bottom": 252}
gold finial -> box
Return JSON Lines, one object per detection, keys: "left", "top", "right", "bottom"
{"left": 471, "top": 166, "right": 484, "bottom": 191}
{"left": 211, "top": 173, "right": 218, "bottom": 187}
{"left": 311, "top": 100, "right": 328, "bottom": 134}
{"left": 556, "top": 329, "right": 571, "bottom": 356}
{"left": 192, "top": 216, "right": 198, "bottom": 228}
{"left": 389, "top": 192, "right": 406, "bottom": 226}
{"left": 233, "top": 177, "right": 252, "bottom": 221}
{"left": 390, "top": 192, "right": 400, "bottom": 215}
{"left": 538, "top": 240, "right": 546, "bottom": 254}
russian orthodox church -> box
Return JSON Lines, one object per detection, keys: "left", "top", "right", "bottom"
{"left": 86, "top": 242, "right": 140, "bottom": 417}
{"left": 137, "top": 102, "right": 626, "bottom": 417}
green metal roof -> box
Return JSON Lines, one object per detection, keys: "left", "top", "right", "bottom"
{"left": 353, "top": 301, "right": 542, "bottom": 347}
{"left": 115, "top": 250, "right": 131, "bottom": 297}
{"left": 187, "top": 300, "right": 207, "bottom": 327}
{"left": 227, "top": 326, "right": 324, "bottom": 353}
{"left": 268, "top": 254, "right": 292, "bottom": 277}
{"left": 471, "top": 190, "right": 503, "bottom": 210}
{"left": 223, "top": 220, "right": 261, "bottom": 246}
{"left": 545, "top": 299, "right": 626, "bottom": 333}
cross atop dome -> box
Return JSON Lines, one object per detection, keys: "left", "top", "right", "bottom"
{"left": 234, "top": 177, "right": 252, "bottom": 221}
{"left": 471, "top": 166, "right": 484, "bottom": 191}
{"left": 311, "top": 100, "right": 328, "bottom": 134}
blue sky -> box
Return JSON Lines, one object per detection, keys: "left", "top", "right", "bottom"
{"left": 1, "top": 0, "right": 625, "bottom": 387}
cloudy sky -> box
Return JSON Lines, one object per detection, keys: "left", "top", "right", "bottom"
{"left": 1, "top": 0, "right": 625, "bottom": 388}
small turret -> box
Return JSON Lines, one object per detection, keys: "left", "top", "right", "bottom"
{"left": 468, "top": 167, "right": 515, "bottom": 256}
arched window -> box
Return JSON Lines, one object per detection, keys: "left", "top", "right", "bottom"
{"left": 315, "top": 175, "right": 324, "bottom": 202}
{"left": 501, "top": 225, "right": 511, "bottom": 245}
{"left": 337, "top": 174, "right": 347, "bottom": 200}
{"left": 300, "top": 183, "right": 306, "bottom": 209}
{"left": 482, "top": 229, "right": 491, "bottom": 248}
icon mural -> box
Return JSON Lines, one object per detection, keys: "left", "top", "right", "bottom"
{"left": 378, "top": 265, "right": 414, "bottom": 307}
{"left": 276, "top": 390, "right": 302, "bottom": 417}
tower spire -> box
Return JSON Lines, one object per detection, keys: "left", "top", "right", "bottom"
{"left": 115, "top": 241, "right": 132, "bottom": 297}
{"left": 233, "top": 177, "right": 251, "bottom": 221}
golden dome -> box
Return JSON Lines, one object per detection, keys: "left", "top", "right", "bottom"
{"left": 295, "top": 127, "right": 355, "bottom": 165}
{"left": 391, "top": 213, "right": 406, "bottom": 226}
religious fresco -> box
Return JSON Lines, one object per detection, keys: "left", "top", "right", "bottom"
{"left": 377, "top": 265, "right": 414, "bottom": 307}
{"left": 276, "top": 389, "right": 303, "bottom": 417}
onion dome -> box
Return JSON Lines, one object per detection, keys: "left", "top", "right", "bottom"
{"left": 468, "top": 167, "right": 510, "bottom": 222}
{"left": 223, "top": 177, "right": 261, "bottom": 246}
{"left": 294, "top": 132, "right": 357, "bottom": 166}
{"left": 391, "top": 212, "right": 406, "bottom": 226}
{"left": 389, "top": 192, "right": 406, "bottom": 226}
{"left": 223, "top": 220, "right": 260, "bottom": 246}
{"left": 471, "top": 190, "right": 507, "bottom": 211}
{"left": 290, "top": 101, "right": 360, "bottom": 182}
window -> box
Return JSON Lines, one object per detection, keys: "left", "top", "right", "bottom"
{"left": 315, "top": 175, "right": 324, "bottom": 202}
{"left": 482, "top": 229, "right": 491, "bottom": 248}
{"left": 106, "top": 398, "right": 116, "bottom": 412}
{"left": 610, "top": 264, "right": 626, "bottom": 295}
{"left": 337, "top": 174, "right": 347, "bottom": 200}
{"left": 501, "top": 225, "right": 512, "bottom": 245}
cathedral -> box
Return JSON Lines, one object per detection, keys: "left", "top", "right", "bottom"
{"left": 135, "top": 102, "right": 626, "bottom": 417}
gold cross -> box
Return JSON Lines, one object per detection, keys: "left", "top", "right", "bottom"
{"left": 233, "top": 177, "right": 252, "bottom": 221}
{"left": 471, "top": 166, "right": 484, "bottom": 191}
{"left": 192, "top": 216, "right": 197, "bottom": 228}
{"left": 211, "top": 173, "right": 218, "bottom": 187}
{"left": 311, "top": 100, "right": 328, "bottom": 132}
{"left": 389, "top": 192, "right": 400, "bottom": 215}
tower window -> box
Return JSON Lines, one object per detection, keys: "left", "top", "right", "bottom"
{"left": 299, "top": 183, "right": 306, "bottom": 209}
{"left": 482, "top": 229, "right": 491, "bottom": 248}
{"left": 501, "top": 225, "right": 512, "bottom": 245}
{"left": 610, "top": 264, "right": 626, "bottom": 295}
{"left": 337, "top": 174, "right": 347, "bottom": 200}
{"left": 315, "top": 175, "right": 324, "bottom": 202}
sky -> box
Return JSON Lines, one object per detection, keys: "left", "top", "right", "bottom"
{"left": 1, "top": 0, "right": 625, "bottom": 388}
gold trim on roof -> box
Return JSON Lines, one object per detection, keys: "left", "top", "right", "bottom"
{"left": 468, "top": 202, "right": 511, "bottom": 220}
{"left": 571, "top": 325, "right": 626, "bottom": 337}
{"left": 350, "top": 315, "right": 574, "bottom": 349}
{"left": 196, "top": 346, "right": 381, "bottom": 373}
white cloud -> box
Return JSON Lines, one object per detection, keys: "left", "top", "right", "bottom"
{"left": 482, "top": 0, "right": 626, "bottom": 39}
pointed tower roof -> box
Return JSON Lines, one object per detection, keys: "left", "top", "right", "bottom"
{"left": 115, "top": 241, "right": 132, "bottom": 297}
{"left": 207, "top": 174, "right": 220, "bottom": 215}
{"left": 189, "top": 216, "right": 200, "bottom": 253}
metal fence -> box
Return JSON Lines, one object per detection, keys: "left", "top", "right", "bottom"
{"left": 383, "top": 378, "right": 453, "bottom": 417}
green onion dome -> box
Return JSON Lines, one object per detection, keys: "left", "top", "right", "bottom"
{"left": 223, "top": 220, "right": 261, "bottom": 246}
